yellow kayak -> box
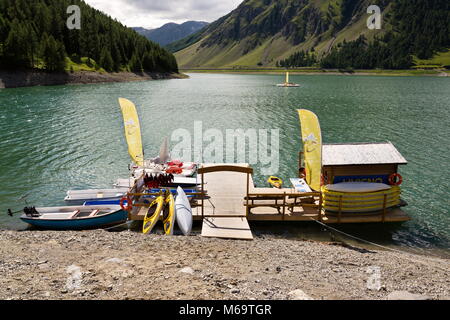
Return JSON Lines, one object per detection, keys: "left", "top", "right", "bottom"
{"left": 162, "top": 191, "right": 176, "bottom": 235}
{"left": 267, "top": 176, "right": 283, "bottom": 188}
{"left": 142, "top": 194, "right": 164, "bottom": 234}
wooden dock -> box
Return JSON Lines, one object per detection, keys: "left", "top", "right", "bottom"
{"left": 196, "top": 164, "right": 254, "bottom": 240}
{"left": 129, "top": 163, "right": 411, "bottom": 240}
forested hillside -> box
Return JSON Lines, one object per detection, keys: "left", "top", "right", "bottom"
{"left": 318, "top": 0, "right": 450, "bottom": 69}
{"left": 174, "top": 0, "right": 450, "bottom": 70}
{"left": 0, "top": 0, "right": 178, "bottom": 73}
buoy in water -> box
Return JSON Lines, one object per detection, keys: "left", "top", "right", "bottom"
{"left": 267, "top": 176, "right": 283, "bottom": 188}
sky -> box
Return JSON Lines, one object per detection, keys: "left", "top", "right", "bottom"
{"left": 84, "top": 0, "right": 242, "bottom": 29}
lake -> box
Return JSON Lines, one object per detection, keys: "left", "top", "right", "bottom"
{"left": 0, "top": 73, "right": 449, "bottom": 255}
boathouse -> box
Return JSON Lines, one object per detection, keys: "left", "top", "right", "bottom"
{"left": 320, "top": 142, "right": 408, "bottom": 185}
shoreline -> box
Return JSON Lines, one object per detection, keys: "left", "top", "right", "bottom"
{"left": 0, "top": 229, "right": 448, "bottom": 300}
{"left": 0, "top": 70, "right": 188, "bottom": 89}
{"left": 181, "top": 68, "right": 450, "bottom": 77}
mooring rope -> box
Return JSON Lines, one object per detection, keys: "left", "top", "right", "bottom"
{"left": 309, "top": 218, "right": 450, "bottom": 271}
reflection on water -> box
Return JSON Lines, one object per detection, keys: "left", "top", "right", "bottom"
{"left": 0, "top": 74, "right": 449, "bottom": 256}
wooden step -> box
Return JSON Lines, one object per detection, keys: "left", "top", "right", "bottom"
{"left": 201, "top": 217, "right": 253, "bottom": 240}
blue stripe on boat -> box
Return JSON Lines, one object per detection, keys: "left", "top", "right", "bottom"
{"left": 20, "top": 209, "right": 128, "bottom": 230}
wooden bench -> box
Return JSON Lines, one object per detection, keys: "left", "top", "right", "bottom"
{"left": 244, "top": 189, "right": 322, "bottom": 218}
{"left": 88, "top": 209, "right": 100, "bottom": 217}
{"left": 68, "top": 210, "right": 81, "bottom": 219}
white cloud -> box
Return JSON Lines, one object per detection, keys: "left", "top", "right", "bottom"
{"left": 84, "top": 0, "right": 242, "bottom": 29}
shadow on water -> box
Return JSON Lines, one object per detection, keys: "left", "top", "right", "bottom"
{"left": 113, "top": 219, "right": 450, "bottom": 259}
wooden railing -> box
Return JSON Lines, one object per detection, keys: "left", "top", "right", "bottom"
{"left": 245, "top": 191, "right": 323, "bottom": 221}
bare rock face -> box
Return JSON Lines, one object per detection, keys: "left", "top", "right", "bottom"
{"left": 387, "top": 291, "right": 432, "bottom": 300}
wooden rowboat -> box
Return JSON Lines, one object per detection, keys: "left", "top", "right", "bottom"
{"left": 20, "top": 205, "right": 128, "bottom": 230}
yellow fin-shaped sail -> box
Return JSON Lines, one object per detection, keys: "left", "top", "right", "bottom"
{"left": 298, "top": 109, "right": 322, "bottom": 191}
{"left": 119, "top": 98, "right": 144, "bottom": 166}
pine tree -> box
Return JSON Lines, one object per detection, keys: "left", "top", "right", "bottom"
{"left": 0, "top": 0, "right": 178, "bottom": 73}
{"left": 99, "top": 48, "right": 114, "bottom": 72}
{"left": 43, "top": 35, "right": 66, "bottom": 71}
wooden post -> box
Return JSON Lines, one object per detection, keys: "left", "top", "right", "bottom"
{"left": 246, "top": 172, "right": 250, "bottom": 217}
{"left": 338, "top": 195, "right": 343, "bottom": 223}
{"left": 382, "top": 194, "right": 387, "bottom": 223}
{"left": 282, "top": 192, "right": 286, "bottom": 220}
{"left": 201, "top": 172, "right": 204, "bottom": 219}
{"left": 318, "top": 192, "right": 323, "bottom": 222}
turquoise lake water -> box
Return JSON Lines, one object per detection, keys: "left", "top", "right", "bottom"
{"left": 0, "top": 73, "right": 449, "bottom": 255}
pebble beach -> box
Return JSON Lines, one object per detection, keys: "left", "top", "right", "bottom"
{"left": 0, "top": 229, "right": 448, "bottom": 300}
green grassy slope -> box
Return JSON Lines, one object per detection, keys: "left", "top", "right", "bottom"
{"left": 175, "top": 0, "right": 386, "bottom": 68}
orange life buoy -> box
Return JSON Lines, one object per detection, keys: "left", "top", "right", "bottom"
{"left": 389, "top": 173, "right": 403, "bottom": 186}
{"left": 120, "top": 196, "right": 133, "bottom": 211}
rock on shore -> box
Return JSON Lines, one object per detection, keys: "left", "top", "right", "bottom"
{"left": 0, "top": 230, "right": 448, "bottom": 300}
{"left": 0, "top": 70, "right": 187, "bottom": 89}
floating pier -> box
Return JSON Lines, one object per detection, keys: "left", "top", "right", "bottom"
{"left": 128, "top": 163, "right": 410, "bottom": 240}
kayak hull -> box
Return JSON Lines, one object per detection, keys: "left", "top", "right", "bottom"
{"left": 142, "top": 196, "right": 164, "bottom": 234}
{"left": 175, "top": 187, "right": 193, "bottom": 236}
{"left": 162, "top": 193, "right": 176, "bottom": 235}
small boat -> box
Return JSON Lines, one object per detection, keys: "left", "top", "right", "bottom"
{"left": 277, "top": 72, "right": 300, "bottom": 87}
{"left": 175, "top": 187, "right": 193, "bottom": 236}
{"left": 162, "top": 192, "right": 175, "bottom": 235}
{"left": 267, "top": 176, "right": 283, "bottom": 188}
{"left": 64, "top": 188, "right": 129, "bottom": 205}
{"left": 114, "top": 177, "right": 200, "bottom": 188}
{"left": 20, "top": 205, "right": 127, "bottom": 230}
{"left": 142, "top": 193, "right": 165, "bottom": 234}
{"left": 84, "top": 188, "right": 196, "bottom": 206}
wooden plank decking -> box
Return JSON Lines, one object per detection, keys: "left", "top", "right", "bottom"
{"left": 197, "top": 164, "right": 254, "bottom": 240}
{"left": 129, "top": 163, "right": 411, "bottom": 238}
{"left": 201, "top": 217, "right": 253, "bottom": 240}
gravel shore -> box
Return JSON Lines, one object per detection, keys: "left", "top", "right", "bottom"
{"left": 0, "top": 70, "right": 187, "bottom": 89}
{"left": 0, "top": 230, "right": 448, "bottom": 300}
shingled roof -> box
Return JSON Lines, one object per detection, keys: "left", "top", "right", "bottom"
{"left": 322, "top": 142, "right": 407, "bottom": 166}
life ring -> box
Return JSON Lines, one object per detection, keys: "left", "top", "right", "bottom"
{"left": 299, "top": 168, "right": 306, "bottom": 178}
{"left": 389, "top": 173, "right": 403, "bottom": 186}
{"left": 166, "top": 166, "right": 183, "bottom": 174}
{"left": 120, "top": 196, "right": 133, "bottom": 211}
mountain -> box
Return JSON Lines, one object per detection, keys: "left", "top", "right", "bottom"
{"left": 0, "top": 0, "right": 178, "bottom": 73}
{"left": 134, "top": 21, "right": 209, "bottom": 47}
{"left": 173, "top": 0, "right": 450, "bottom": 69}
